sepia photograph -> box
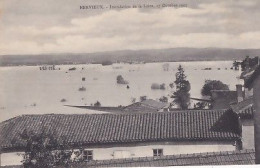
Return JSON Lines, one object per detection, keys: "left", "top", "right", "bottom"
{"left": 0, "top": 0, "right": 260, "bottom": 167}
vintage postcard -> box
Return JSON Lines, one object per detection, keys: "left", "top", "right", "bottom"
{"left": 0, "top": 0, "right": 260, "bottom": 167}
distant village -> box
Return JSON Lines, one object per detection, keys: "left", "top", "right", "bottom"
{"left": 0, "top": 56, "right": 260, "bottom": 167}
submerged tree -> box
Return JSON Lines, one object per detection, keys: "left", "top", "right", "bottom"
{"left": 116, "top": 75, "right": 129, "bottom": 84}
{"left": 140, "top": 96, "right": 147, "bottom": 102}
{"left": 201, "top": 80, "right": 229, "bottom": 97}
{"left": 159, "top": 96, "right": 168, "bottom": 103}
{"left": 172, "top": 65, "right": 190, "bottom": 109}
{"left": 94, "top": 101, "right": 101, "bottom": 107}
{"left": 131, "top": 97, "right": 136, "bottom": 103}
{"left": 232, "top": 60, "right": 240, "bottom": 70}
{"left": 162, "top": 63, "right": 170, "bottom": 71}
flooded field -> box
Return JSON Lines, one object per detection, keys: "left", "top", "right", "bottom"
{"left": 0, "top": 61, "right": 242, "bottom": 122}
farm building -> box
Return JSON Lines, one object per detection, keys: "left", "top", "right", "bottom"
{"left": 0, "top": 109, "right": 242, "bottom": 166}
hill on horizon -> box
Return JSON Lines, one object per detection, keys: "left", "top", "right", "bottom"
{"left": 1, "top": 48, "right": 260, "bottom": 66}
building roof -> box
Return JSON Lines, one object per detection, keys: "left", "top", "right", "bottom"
{"left": 231, "top": 97, "right": 254, "bottom": 119}
{"left": 139, "top": 99, "right": 169, "bottom": 109}
{"left": 65, "top": 99, "right": 169, "bottom": 113}
{"left": 0, "top": 110, "right": 240, "bottom": 152}
{"left": 240, "top": 68, "right": 256, "bottom": 79}
{"left": 65, "top": 149, "right": 255, "bottom": 167}
{"left": 64, "top": 105, "right": 125, "bottom": 113}
{"left": 245, "top": 65, "right": 260, "bottom": 89}
{"left": 190, "top": 97, "right": 212, "bottom": 102}
{"left": 123, "top": 99, "right": 168, "bottom": 112}
{"left": 211, "top": 90, "right": 238, "bottom": 109}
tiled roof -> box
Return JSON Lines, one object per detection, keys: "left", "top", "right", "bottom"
{"left": 0, "top": 110, "right": 241, "bottom": 152}
{"left": 65, "top": 149, "right": 255, "bottom": 167}
{"left": 139, "top": 99, "right": 168, "bottom": 109}
{"left": 240, "top": 68, "right": 256, "bottom": 79}
{"left": 245, "top": 65, "right": 260, "bottom": 89}
{"left": 231, "top": 97, "right": 254, "bottom": 119}
{"left": 123, "top": 99, "right": 169, "bottom": 112}
{"left": 65, "top": 99, "right": 169, "bottom": 113}
{"left": 123, "top": 102, "right": 158, "bottom": 112}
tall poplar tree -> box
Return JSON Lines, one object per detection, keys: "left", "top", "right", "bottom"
{"left": 172, "top": 65, "right": 190, "bottom": 109}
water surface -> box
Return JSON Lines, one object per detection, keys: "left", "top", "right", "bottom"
{"left": 0, "top": 61, "right": 242, "bottom": 122}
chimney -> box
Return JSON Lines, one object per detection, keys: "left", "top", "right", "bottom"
{"left": 236, "top": 84, "right": 243, "bottom": 103}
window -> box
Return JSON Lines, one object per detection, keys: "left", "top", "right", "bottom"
{"left": 83, "top": 150, "right": 93, "bottom": 161}
{"left": 153, "top": 149, "right": 163, "bottom": 157}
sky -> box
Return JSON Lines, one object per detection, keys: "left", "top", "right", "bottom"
{"left": 0, "top": 0, "right": 260, "bottom": 55}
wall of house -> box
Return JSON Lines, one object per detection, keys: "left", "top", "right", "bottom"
{"left": 253, "top": 75, "right": 260, "bottom": 164}
{"left": 241, "top": 119, "right": 254, "bottom": 149}
{"left": 89, "top": 141, "right": 236, "bottom": 160}
{"left": 0, "top": 141, "right": 236, "bottom": 166}
{"left": 245, "top": 88, "right": 253, "bottom": 99}
{"left": 0, "top": 152, "right": 23, "bottom": 166}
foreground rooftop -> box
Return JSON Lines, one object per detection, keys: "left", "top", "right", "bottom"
{"left": 0, "top": 109, "right": 240, "bottom": 152}
{"left": 231, "top": 97, "right": 254, "bottom": 119}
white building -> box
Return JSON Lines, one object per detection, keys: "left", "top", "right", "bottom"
{"left": 0, "top": 110, "right": 242, "bottom": 166}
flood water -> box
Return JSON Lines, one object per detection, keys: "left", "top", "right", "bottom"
{"left": 0, "top": 61, "right": 242, "bottom": 122}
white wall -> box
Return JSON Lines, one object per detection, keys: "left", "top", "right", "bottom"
{"left": 0, "top": 141, "right": 236, "bottom": 166}
{"left": 89, "top": 141, "right": 236, "bottom": 160}
{"left": 0, "top": 152, "right": 24, "bottom": 166}
{"left": 241, "top": 119, "right": 255, "bottom": 149}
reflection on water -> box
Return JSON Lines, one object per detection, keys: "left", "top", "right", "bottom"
{"left": 0, "top": 61, "right": 242, "bottom": 122}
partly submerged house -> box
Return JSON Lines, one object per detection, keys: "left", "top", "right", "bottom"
{"left": 210, "top": 90, "right": 238, "bottom": 109}
{"left": 0, "top": 109, "right": 242, "bottom": 166}
{"left": 123, "top": 99, "right": 170, "bottom": 112}
{"left": 66, "top": 99, "right": 170, "bottom": 114}
{"left": 195, "top": 83, "right": 249, "bottom": 110}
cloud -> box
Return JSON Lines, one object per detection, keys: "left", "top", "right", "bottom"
{"left": 161, "top": 32, "right": 260, "bottom": 49}
{"left": 1, "top": 0, "right": 260, "bottom": 55}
